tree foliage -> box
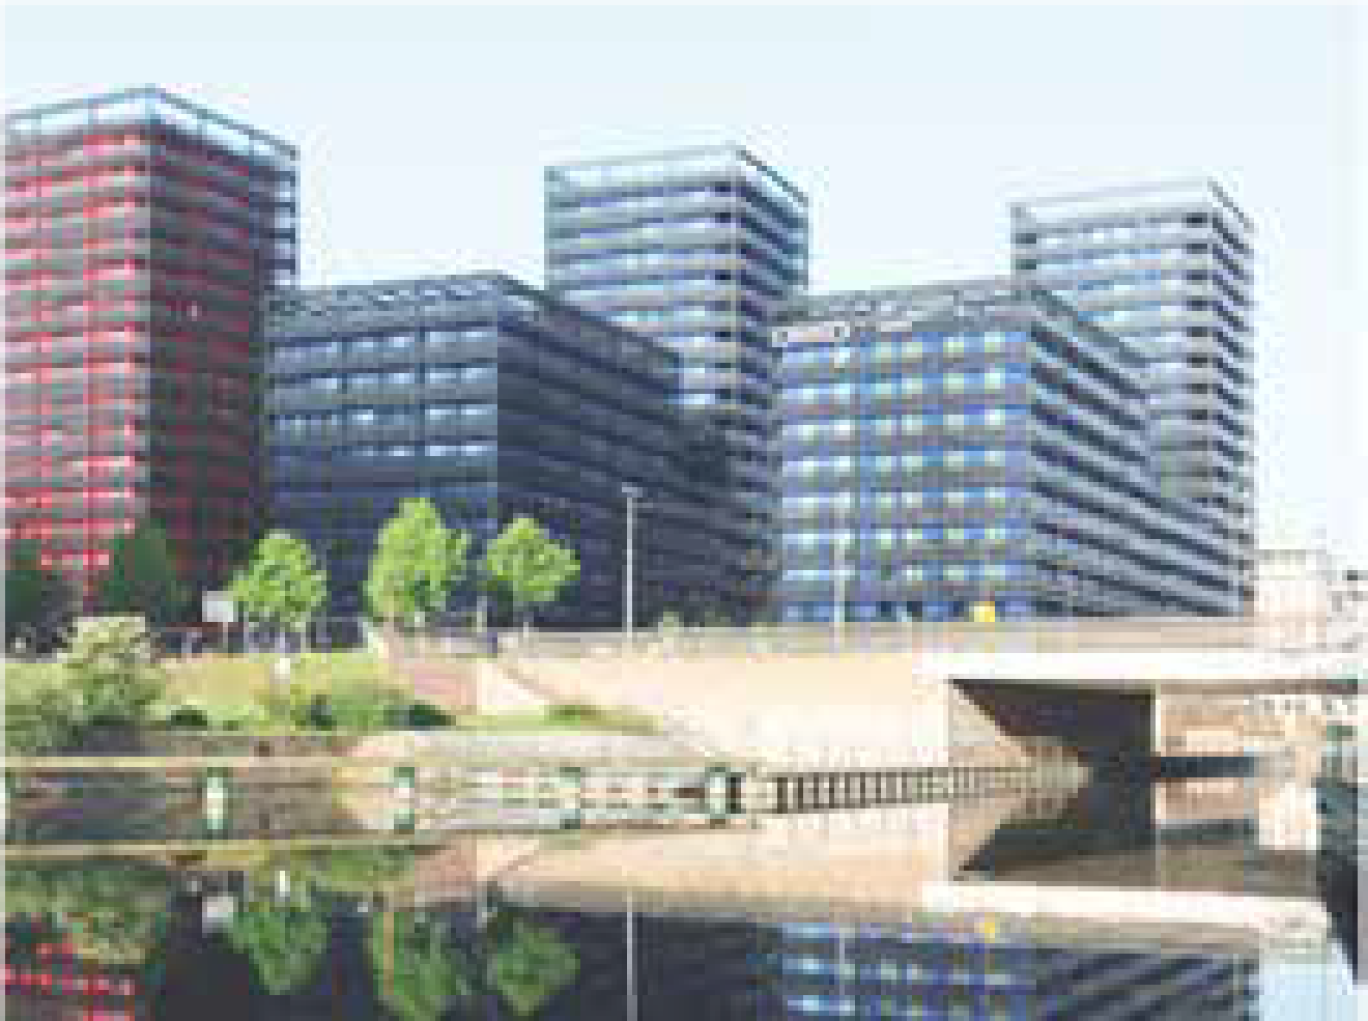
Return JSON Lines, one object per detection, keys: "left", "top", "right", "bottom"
{"left": 367, "top": 911, "right": 472, "bottom": 1021}
{"left": 364, "top": 499, "right": 470, "bottom": 625}
{"left": 4, "top": 538, "right": 73, "bottom": 651}
{"left": 483, "top": 915, "right": 579, "bottom": 1017}
{"left": 224, "top": 897, "right": 329, "bottom": 997}
{"left": 5, "top": 858, "right": 178, "bottom": 965}
{"left": 229, "top": 530, "right": 328, "bottom": 631}
{"left": 480, "top": 517, "right": 580, "bottom": 627}
{"left": 61, "top": 615, "right": 165, "bottom": 727}
{"left": 5, "top": 667, "right": 82, "bottom": 754}
{"left": 95, "top": 520, "right": 187, "bottom": 626}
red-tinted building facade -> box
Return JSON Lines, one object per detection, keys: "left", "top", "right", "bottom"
{"left": 5, "top": 88, "right": 297, "bottom": 604}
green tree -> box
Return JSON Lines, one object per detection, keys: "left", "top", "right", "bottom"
{"left": 62, "top": 615, "right": 165, "bottom": 728}
{"left": 95, "top": 520, "right": 187, "bottom": 626}
{"left": 480, "top": 517, "right": 580, "bottom": 632}
{"left": 367, "top": 911, "right": 472, "bottom": 1021}
{"left": 4, "top": 538, "right": 72, "bottom": 651}
{"left": 229, "top": 530, "right": 328, "bottom": 642}
{"left": 224, "top": 897, "right": 329, "bottom": 996}
{"left": 364, "top": 499, "right": 470, "bottom": 627}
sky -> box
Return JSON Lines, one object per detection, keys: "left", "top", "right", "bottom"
{"left": 6, "top": 3, "right": 1363, "bottom": 563}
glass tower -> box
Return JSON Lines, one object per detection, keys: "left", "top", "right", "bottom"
{"left": 545, "top": 145, "right": 809, "bottom": 619}
{"left": 268, "top": 274, "right": 741, "bottom": 626}
{"left": 1010, "top": 181, "right": 1254, "bottom": 607}
{"left": 5, "top": 87, "right": 297, "bottom": 603}
{"left": 774, "top": 277, "right": 1238, "bottom": 623}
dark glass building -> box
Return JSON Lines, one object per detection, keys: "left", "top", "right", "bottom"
{"left": 545, "top": 146, "right": 810, "bottom": 618}
{"left": 4, "top": 87, "right": 297, "bottom": 602}
{"left": 774, "top": 277, "right": 1238, "bottom": 623}
{"left": 1011, "top": 181, "right": 1255, "bottom": 607}
{"left": 267, "top": 273, "right": 742, "bottom": 625}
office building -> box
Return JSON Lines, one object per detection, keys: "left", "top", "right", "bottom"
{"left": 267, "top": 273, "right": 743, "bottom": 625}
{"left": 545, "top": 146, "right": 809, "bottom": 614}
{"left": 1255, "top": 545, "right": 1367, "bottom": 645}
{"left": 774, "top": 277, "right": 1238, "bottom": 623}
{"left": 4, "top": 87, "right": 297, "bottom": 601}
{"left": 1010, "top": 180, "right": 1255, "bottom": 606}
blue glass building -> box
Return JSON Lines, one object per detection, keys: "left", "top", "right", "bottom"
{"left": 770, "top": 917, "right": 1257, "bottom": 1019}
{"left": 1011, "top": 181, "right": 1255, "bottom": 607}
{"left": 267, "top": 273, "right": 742, "bottom": 625}
{"left": 545, "top": 146, "right": 809, "bottom": 618}
{"left": 774, "top": 277, "right": 1238, "bottom": 623}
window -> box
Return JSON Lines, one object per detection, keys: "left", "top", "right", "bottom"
{"left": 426, "top": 441, "right": 495, "bottom": 458}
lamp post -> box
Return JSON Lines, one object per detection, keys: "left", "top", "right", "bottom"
{"left": 622, "top": 484, "right": 646, "bottom": 648}
{"left": 833, "top": 527, "right": 850, "bottom": 645}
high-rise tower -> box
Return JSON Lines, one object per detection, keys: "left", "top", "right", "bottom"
{"left": 5, "top": 87, "right": 297, "bottom": 603}
{"left": 1010, "top": 180, "right": 1255, "bottom": 606}
{"left": 545, "top": 146, "right": 808, "bottom": 619}
{"left": 266, "top": 273, "right": 742, "bottom": 626}
{"left": 774, "top": 278, "right": 1238, "bottom": 623}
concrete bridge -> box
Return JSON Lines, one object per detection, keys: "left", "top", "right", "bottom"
{"left": 459, "top": 620, "right": 1361, "bottom": 770}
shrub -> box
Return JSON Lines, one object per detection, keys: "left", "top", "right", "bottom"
{"left": 404, "top": 701, "right": 452, "bottom": 729}
{"left": 212, "top": 702, "right": 272, "bottom": 733}
{"left": 547, "top": 701, "right": 603, "bottom": 725}
{"left": 254, "top": 670, "right": 411, "bottom": 733}
{"left": 328, "top": 676, "right": 410, "bottom": 732}
{"left": 6, "top": 671, "right": 81, "bottom": 754}
{"left": 256, "top": 679, "right": 321, "bottom": 731}
{"left": 61, "top": 616, "right": 165, "bottom": 728}
{"left": 162, "top": 704, "right": 211, "bottom": 730}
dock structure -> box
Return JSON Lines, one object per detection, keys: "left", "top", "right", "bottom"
{"left": 4, "top": 754, "right": 1092, "bottom": 836}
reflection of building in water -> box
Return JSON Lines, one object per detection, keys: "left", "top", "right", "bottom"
{"left": 1258, "top": 780, "right": 1320, "bottom": 852}
{"left": 482, "top": 788, "right": 1317, "bottom": 1020}
{"left": 494, "top": 894, "right": 1261, "bottom": 1019}
{"left": 3, "top": 920, "right": 138, "bottom": 1020}
{"left": 768, "top": 916, "right": 1257, "bottom": 1020}
{"left": 1315, "top": 775, "right": 1362, "bottom": 978}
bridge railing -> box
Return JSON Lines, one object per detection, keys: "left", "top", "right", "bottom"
{"left": 493, "top": 618, "right": 1277, "bottom": 659}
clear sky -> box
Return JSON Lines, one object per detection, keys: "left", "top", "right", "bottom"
{"left": 7, "top": 3, "right": 1363, "bottom": 563}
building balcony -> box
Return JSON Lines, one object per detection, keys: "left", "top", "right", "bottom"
{"left": 549, "top": 188, "right": 803, "bottom": 247}
{"left": 1032, "top": 381, "right": 1142, "bottom": 446}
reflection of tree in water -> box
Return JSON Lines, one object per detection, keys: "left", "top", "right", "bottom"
{"left": 285, "top": 846, "right": 422, "bottom": 895}
{"left": 365, "top": 902, "right": 580, "bottom": 1021}
{"left": 367, "top": 911, "right": 473, "bottom": 1021}
{"left": 483, "top": 911, "right": 580, "bottom": 1018}
{"left": 4, "top": 857, "right": 177, "bottom": 966}
{"left": 223, "top": 897, "right": 329, "bottom": 996}
{"left": 220, "top": 846, "right": 424, "bottom": 998}
{"left": 4, "top": 846, "right": 581, "bottom": 1018}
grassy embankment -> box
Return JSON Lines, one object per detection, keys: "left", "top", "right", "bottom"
{"left": 4, "top": 651, "right": 657, "bottom": 737}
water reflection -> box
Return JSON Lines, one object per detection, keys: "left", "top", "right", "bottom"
{"left": 4, "top": 776, "right": 1357, "bottom": 1019}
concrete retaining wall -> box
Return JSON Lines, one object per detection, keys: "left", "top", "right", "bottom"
{"left": 489, "top": 654, "right": 1155, "bottom": 769}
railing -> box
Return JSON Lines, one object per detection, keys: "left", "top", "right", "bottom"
{"left": 142, "top": 616, "right": 1361, "bottom": 677}
{"left": 494, "top": 618, "right": 1276, "bottom": 659}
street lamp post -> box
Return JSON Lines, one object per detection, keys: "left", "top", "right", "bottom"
{"left": 833, "top": 528, "right": 849, "bottom": 645}
{"left": 622, "top": 484, "right": 646, "bottom": 649}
